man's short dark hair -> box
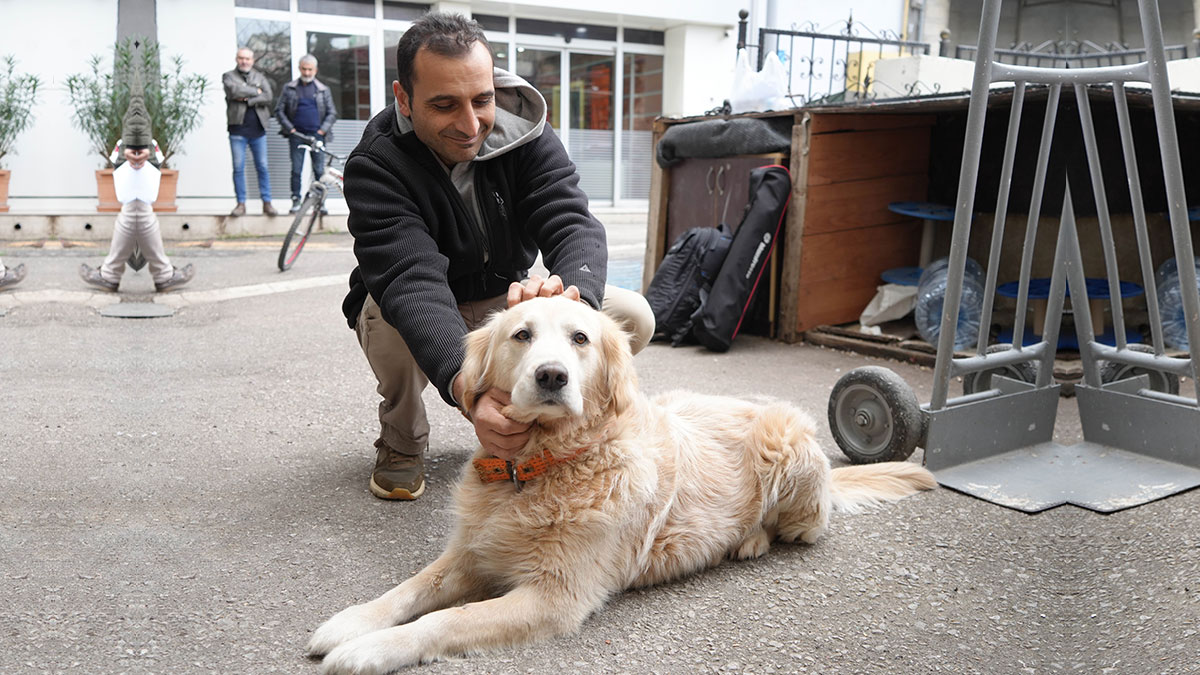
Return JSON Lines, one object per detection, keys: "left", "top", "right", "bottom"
{"left": 395, "top": 12, "right": 491, "bottom": 99}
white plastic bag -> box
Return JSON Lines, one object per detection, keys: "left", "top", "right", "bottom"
{"left": 859, "top": 283, "right": 918, "bottom": 327}
{"left": 730, "top": 48, "right": 790, "bottom": 113}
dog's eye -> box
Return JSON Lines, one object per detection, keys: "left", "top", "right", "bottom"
{"left": 572, "top": 331, "right": 589, "bottom": 346}
{"left": 513, "top": 328, "right": 531, "bottom": 342}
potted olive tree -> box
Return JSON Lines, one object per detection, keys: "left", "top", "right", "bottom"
{"left": 65, "top": 38, "right": 208, "bottom": 212}
{"left": 0, "top": 55, "right": 41, "bottom": 212}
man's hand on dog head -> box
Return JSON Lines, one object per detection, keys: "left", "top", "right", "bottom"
{"left": 506, "top": 273, "right": 580, "bottom": 307}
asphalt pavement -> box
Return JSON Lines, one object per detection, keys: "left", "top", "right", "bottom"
{"left": 1, "top": 230, "right": 1199, "bottom": 674}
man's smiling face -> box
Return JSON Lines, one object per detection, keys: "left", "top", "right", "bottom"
{"left": 394, "top": 41, "right": 495, "bottom": 167}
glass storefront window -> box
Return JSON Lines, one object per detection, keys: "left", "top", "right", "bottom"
{"left": 298, "top": 0, "right": 375, "bottom": 18}
{"left": 516, "top": 19, "right": 616, "bottom": 42}
{"left": 624, "top": 28, "right": 665, "bottom": 46}
{"left": 622, "top": 53, "right": 663, "bottom": 200}
{"left": 307, "top": 31, "right": 372, "bottom": 120}
{"left": 235, "top": 18, "right": 292, "bottom": 102}
{"left": 474, "top": 14, "right": 508, "bottom": 32}
{"left": 383, "top": 1, "right": 429, "bottom": 20}
{"left": 515, "top": 47, "right": 560, "bottom": 130}
{"left": 569, "top": 53, "right": 613, "bottom": 132}
{"left": 622, "top": 53, "right": 662, "bottom": 133}
{"left": 569, "top": 53, "right": 614, "bottom": 200}
{"left": 235, "top": 0, "right": 288, "bottom": 9}
{"left": 383, "top": 29, "right": 405, "bottom": 107}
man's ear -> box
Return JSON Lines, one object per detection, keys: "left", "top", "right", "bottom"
{"left": 394, "top": 81, "right": 412, "bottom": 118}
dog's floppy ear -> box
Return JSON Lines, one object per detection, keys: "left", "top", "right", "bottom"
{"left": 459, "top": 316, "right": 498, "bottom": 415}
{"left": 599, "top": 314, "right": 639, "bottom": 417}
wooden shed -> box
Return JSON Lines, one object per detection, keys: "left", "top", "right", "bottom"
{"left": 643, "top": 90, "right": 1200, "bottom": 345}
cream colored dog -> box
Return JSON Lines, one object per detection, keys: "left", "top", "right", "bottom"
{"left": 309, "top": 296, "right": 935, "bottom": 673}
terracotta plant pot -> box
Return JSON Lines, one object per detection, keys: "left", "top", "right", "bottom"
{"left": 96, "top": 167, "right": 180, "bottom": 212}
{"left": 95, "top": 169, "right": 121, "bottom": 212}
{"left": 153, "top": 168, "right": 179, "bottom": 213}
{"left": 0, "top": 169, "right": 9, "bottom": 212}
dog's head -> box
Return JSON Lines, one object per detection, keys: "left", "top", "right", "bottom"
{"left": 460, "top": 296, "right": 638, "bottom": 428}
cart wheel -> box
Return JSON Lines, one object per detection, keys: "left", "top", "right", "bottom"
{"left": 962, "top": 344, "right": 1038, "bottom": 395}
{"left": 1098, "top": 343, "right": 1180, "bottom": 395}
{"left": 828, "top": 366, "right": 922, "bottom": 464}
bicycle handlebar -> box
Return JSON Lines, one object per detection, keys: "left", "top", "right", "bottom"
{"left": 294, "top": 133, "right": 345, "bottom": 162}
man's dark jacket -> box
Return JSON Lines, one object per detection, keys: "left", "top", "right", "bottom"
{"left": 274, "top": 78, "right": 337, "bottom": 139}
{"left": 341, "top": 99, "right": 607, "bottom": 407}
{"left": 222, "top": 68, "right": 273, "bottom": 129}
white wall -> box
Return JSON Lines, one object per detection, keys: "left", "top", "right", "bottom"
{"left": 663, "top": 24, "right": 738, "bottom": 117}
{"left": 156, "top": 0, "right": 238, "bottom": 201}
{"left": 474, "top": 0, "right": 736, "bottom": 27}
{"left": 0, "top": 0, "right": 119, "bottom": 209}
{"left": 741, "top": 0, "right": 905, "bottom": 39}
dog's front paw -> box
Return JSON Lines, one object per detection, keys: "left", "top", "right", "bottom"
{"left": 319, "top": 627, "right": 421, "bottom": 674}
{"left": 308, "top": 603, "right": 395, "bottom": 656}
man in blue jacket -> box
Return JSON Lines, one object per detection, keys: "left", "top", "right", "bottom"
{"left": 274, "top": 54, "right": 338, "bottom": 214}
{"left": 342, "top": 13, "right": 654, "bottom": 500}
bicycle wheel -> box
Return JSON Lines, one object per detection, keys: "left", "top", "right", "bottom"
{"left": 279, "top": 194, "right": 320, "bottom": 271}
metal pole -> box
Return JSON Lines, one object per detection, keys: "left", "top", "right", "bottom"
{"left": 1140, "top": 0, "right": 1200, "bottom": 387}
{"left": 930, "top": 0, "right": 1003, "bottom": 411}
{"left": 737, "top": 9, "right": 749, "bottom": 51}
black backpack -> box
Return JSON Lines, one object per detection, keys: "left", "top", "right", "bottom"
{"left": 691, "top": 165, "right": 791, "bottom": 352}
{"left": 646, "top": 223, "right": 733, "bottom": 346}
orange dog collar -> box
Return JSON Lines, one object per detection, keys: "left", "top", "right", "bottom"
{"left": 473, "top": 448, "right": 583, "bottom": 491}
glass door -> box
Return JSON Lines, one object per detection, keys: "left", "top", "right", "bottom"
{"left": 515, "top": 47, "right": 561, "bottom": 134}
{"left": 305, "top": 30, "right": 372, "bottom": 122}
{"left": 568, "top": 51, "right": 615, "bottom": 202}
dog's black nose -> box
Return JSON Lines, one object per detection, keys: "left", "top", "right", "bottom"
{"left": 535, "top": 363, "right": 569, "bottom": 392}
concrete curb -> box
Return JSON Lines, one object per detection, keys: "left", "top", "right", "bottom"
{"left": 0, "top": 208, "right": 648, "bottom": 242}
{"left": 0, "top": 214, "right": 348, "bottom": 242}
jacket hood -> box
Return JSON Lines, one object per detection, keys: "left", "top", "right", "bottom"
{"left": 394, "top": 67, "right": 547, "bottom": 162}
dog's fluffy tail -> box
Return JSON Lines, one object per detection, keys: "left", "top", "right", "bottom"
{"left": 830, "top": 462, "right": 937, "bottom": 513}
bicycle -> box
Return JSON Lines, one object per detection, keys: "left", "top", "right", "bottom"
{"left": 278, "top": 134, "right": 345, "bottom": 271}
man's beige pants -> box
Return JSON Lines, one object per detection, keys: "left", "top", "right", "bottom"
{"left": 356, "top": 286, "right": 655, "bottom": 456}
{"left": 100, "top": 200, "right": 174, "bottom": 285}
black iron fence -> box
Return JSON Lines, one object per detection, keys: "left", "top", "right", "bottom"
{"left": 737, "top": 11, "right": 931, "bottom": 107}
{"left": 733, "top": 8, "right": 1197, "bottom": 109}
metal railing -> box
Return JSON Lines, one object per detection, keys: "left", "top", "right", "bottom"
{"left": 737, "top": 11, "right": 931, "bottom": 107}
{"left": 955, "top": 38, "right": 1189, "bottom": 68}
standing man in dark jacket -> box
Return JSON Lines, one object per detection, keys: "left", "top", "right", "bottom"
{"left": 222, "top": 47, "right": 276, "bottom": 217}
{"left": 343, "top": 12, "right": 654, "bottom": 500}
{"left": 274, "top": 54, "right": 337, "bottom": 214}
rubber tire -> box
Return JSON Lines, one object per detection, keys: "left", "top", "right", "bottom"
{"left": 1098, "top": 343, "right": 1180, "bottom": 395}
{"left": 278, "top": 195, "right": 320, "bottom": 271}
{"left": 828, "top": 366, "right": 923, "bottom": 464}
{"left": 962, "top": 344, "right": 1039, "bottom": 395}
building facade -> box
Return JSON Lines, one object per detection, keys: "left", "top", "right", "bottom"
{"left": 1, "top": 0, "right": 752, "bottom": 213}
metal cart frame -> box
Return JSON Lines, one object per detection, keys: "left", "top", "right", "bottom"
{"left": 828, "top": 0, "right": 1200, "bottom": 512}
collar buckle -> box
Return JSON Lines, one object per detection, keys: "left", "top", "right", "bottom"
{"left": 506, "top": 461, "right": 524, "bottom": 492}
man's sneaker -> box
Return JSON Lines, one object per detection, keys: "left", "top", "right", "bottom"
{"left": 78, "top": 264, "right": 118, "bottom": 291}
{"left": 318, "top": 205, "right": 329, "bottom": 216}
{"left": 370, "top": 441, "right": 426, "bottom": 500}
{"left": 263, "top": 201, "right": 278, "bottom": 216}
{"left": 155, "top": 263, "right": 194, "bottom": 292}
{"left": 230, "top": 202, "right": 246, "bottom": 217}
{"left": 0, "top": 263, "right": 26, "bottom": 290}
{"left": 289, "top": 197, "right": 302, "bottom": 214}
